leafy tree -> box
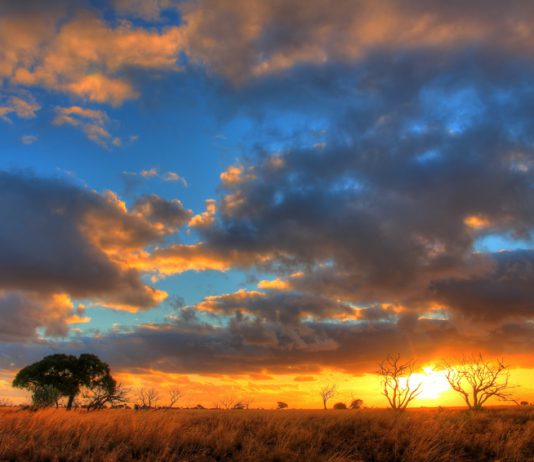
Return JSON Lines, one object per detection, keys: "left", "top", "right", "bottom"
{"left": 12, "top": 354, "right": 115, "bottom": 410}
{"left": 32, "top": 385, "right": 62, "bottom": 408}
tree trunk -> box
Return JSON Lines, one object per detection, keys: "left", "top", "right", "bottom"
{"left": 66, "top": 394, "right": 75, "bottom": 410}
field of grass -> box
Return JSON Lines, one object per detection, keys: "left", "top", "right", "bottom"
{"left": 0, "top": 407, "right": 532, "bottom": 462}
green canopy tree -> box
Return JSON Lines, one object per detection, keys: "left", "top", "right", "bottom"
{"left": 12, "top": 354, "right": 116, "bottom": 410}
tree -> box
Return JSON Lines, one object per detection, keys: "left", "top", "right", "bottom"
{"left": 13, "top": 354, "right": 115, "bottom": 410}
{"left": 232, "top": 401, "right": 246, "bottom": 410}
{"left": 350, "top": 398, "right": 364, "bottom": 409}
{"left": 277, "top": 401, "right": 288, "bottom": 409}
{"left": 32, "top": 385, "right": 62, "bottom": 409}
{"left": 136, "top": 388, "right": 160, "bottom": 408}
{"left": 82, "top": 382, "right": 129, "bottom": 410}
{"left": 378, "top": 354, "right": 422, "bottom": 411}
{"left": 219, "top": 395, "right": 237, "bottom": 410}
{"left": 443, "top": 354, "right": 515, "bottom": 411}
{"left": 333, "top": 402, "right": 347, "bottom": 410}
{"left": 168, "top": 389, "right": 182, "bottom": 408}
{"left": 319, "top": 384, "right": 336, "bottom": 410}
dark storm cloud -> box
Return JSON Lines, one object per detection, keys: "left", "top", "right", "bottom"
{"left": 0, "top": 292, "right": 69, "bottom": 342}
{"left": 432, "top": 250, "right": 534, "bottom": 321}
{"left": 197, "top": 290, "right": 354, "bottom": 324}
{"left": 0, "top": 171, "right": 185, "bottom": 313}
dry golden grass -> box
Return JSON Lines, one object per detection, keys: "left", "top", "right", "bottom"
{"left": 0, "top": 407, "right": 532, "bottom": 462}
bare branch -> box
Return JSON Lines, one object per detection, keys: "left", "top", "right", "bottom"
{"left": 319, "top": 384, "right": 336, "bottom": 410}
{"left": 442, "top": 354, "right": 516, "bottom": 411}
{"left": 378, "top": 354, "right": 422, "bottom": 410}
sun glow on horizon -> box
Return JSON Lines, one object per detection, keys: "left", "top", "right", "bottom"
{"left": 408, "top": 366, "right": 452, "bottom": 401}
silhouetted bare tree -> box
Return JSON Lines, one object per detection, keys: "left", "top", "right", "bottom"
{"left": 219, "top": 395, "right": 236, "bottom": 410}
{"left": 82, "top": 382, "right": 129, "bottom": 410}
{"left": 319, "top": 384, "right": 336, "bottom": 410}
{"left": 136, "top": 388, "right": 160, "bottom": 408}
{"left": 168, "top": 389, "right": 182, "bottom": 408}
{"left": 443, "top": 354, "right": 515, "bottom": 411}
{"left": 378, "top": 354, "right": 422, "bottom": 410}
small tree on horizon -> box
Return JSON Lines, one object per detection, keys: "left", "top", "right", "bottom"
{"left": 350, "top": 398, "right": 364, "bottom": 409}
{"left": 168, "top": 389, "right": 182, "bottom": 408}
{"left": 443, "top": 354, "right": 516, "bottom": 411}
{"left": 378, "top": 354, "right": 422, "bottom": 411}
{"left": 319, "top": 384, "right": 336, "bottom": 410}
{"left": 136, "top": 388, "right": 160, "bottom": 408}
{"left": 277, "top": 401, "right": 288, "bottom": 409}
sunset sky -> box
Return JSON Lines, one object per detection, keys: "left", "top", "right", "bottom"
{"left": 1, "top": 0, "right": 533, "bottom": 408}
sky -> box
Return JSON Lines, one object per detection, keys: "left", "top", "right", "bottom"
{"left": 1, "top": 0, "right": 534, "bottom": 408}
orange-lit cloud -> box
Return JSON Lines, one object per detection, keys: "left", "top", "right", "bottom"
{"left": 2, "top": 8, "right": 182, "bottom": 105}
{"left": 0, "top": 95, "right": 40, "bottom": 123}
{"left": 52, "top": 106, "right": 121, "bottom": 148}
{"left": 179, "top": 0, "right": 533, "bottom": 83}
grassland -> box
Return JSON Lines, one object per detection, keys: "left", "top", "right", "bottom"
{"left": 0, "top": 407, "right": 532, "bottom": 462}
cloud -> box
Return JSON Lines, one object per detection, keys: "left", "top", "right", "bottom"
{"left": 21, "top": 135, "right": 38, "bottom": 145}
{"left": 0, "top": 291, "right": 73, "bottom": 341}
{"left": 1, "top": 6, "right": 182, "bottom": 105}
{"left": 132, "top": 194, "right": 192, "bottom": 231}
{"left": 113, "top": 0, "right": 178, "bottom": 20}
{"left": 122, "top": 168, "right": 188, "bottom": 188}
{"left": 162, "top": 171, "right": 188, "bottom": 187}
{"left": 0, "top": 95, "right": 40, "bottom": 123}
{"left": 179, "top": 0, "right": 534, "bottom": 83}
{"left": 0, "top": 171, "right": 196, "bottom": 317}
{"left": 52, "top": 106, "right": 121, "bottom": 148}
{"left": 431, "top": 250, "right": 534, "bottom": 322}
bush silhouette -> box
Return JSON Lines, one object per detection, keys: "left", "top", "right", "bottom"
{"left": 333, "top": 402, "right": 347, "bottom": 410}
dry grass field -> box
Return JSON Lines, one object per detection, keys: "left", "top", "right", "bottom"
{"left": 0, "top": 407, "right": 532, "bottom": 462}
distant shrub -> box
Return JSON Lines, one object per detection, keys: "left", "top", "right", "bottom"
{"left": 277, "top": 401, "right": 288, "bottom": 409}
{"left": 333, "top": 402, "right": 347, "bottom": 410}
{"left": 0, "top": 398, "right": 13, "bottom": 407}
{"left": 350, "top": 399, "right": 363, "bottom": 409}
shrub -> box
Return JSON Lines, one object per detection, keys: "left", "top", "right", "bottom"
{"left": 333, "top": 402, "right": 347, "bottom": 410}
